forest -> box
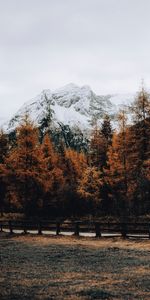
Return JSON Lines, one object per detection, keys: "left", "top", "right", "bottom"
{"left": 0, "top": 87, "right": 150, "bottom": 219}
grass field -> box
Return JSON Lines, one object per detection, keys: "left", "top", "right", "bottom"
{"left": 0, "top": 233, "right": 150, "bottom": 299}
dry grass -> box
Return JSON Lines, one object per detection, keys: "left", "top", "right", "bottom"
{"left": 0, "top": 233, "right": 150, "bottom": 299}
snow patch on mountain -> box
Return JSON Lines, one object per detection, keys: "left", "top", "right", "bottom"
{"left": 3, "top": 84, "right": 135, "bottom": 133}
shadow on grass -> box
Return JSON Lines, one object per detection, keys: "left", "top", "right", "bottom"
{"left": 78, "top": 288, "right": 116, "bottom": 299}
{"left": 1, "top": 235, "right": 150, "bottom": 299}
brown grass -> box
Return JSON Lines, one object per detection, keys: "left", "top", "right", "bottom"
{"left": 0, "top": 233, "right": 150, "bottom": 299}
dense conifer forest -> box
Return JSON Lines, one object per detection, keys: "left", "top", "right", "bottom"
{"left": 0, "top": 87, "right": 150, "bottom": 219}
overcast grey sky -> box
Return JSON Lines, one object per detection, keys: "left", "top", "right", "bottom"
{"left": 0, "top": 0, "right": 150, "bottom": 121}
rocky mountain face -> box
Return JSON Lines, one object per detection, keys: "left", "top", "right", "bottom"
{"left": 4, "top": 83, "right": 134, "bottom": 151}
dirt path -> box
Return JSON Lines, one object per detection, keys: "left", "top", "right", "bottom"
{"left": 0, "top": 233, "right": 150, "bottom": 299}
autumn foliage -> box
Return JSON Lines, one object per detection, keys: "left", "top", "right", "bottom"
{"left": 0, "top": 87, "right": 150, "bottom": 218}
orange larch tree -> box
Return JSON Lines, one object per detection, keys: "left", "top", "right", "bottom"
{"left": 64, "top": 148, "right": 88, "bottom": 216}
{"left": 0, "top": 130, "right": 9, "bottom": 216}
{"left": 105, "top": 109, "right": 129, "bottom": 217}
{"left": 41, "top": 133, "right": 66, "bottom": 217}
{"left": 5, "top": 116, "right": 46, "bottom": 216}
{"left": 77, "top": 166, "right": 103, "bottom": 216}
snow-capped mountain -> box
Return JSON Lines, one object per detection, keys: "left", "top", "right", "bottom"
{"left": 4, "top": 83, "right": 134, "bottom": 133}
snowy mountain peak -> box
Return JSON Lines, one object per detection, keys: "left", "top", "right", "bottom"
{"left": 51, "top": 83, "right": 93, "bottom": 109}
{"left": 55, "top": 83, "right": 79, "bottom": 91}
{"left": 3, "top": 83, "right": 134, "bottom": 133}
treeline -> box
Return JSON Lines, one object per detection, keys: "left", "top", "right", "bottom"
{"left": 0, "top": 87, "right": 150, "bottom": 218}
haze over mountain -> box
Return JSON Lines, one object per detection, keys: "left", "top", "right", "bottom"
{"left": 3, "top": 83, "right": 135, "bottom": 132}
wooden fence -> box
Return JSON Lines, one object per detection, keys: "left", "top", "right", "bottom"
{"left": 0, "top": 220, "right": 150, "bottom": 238}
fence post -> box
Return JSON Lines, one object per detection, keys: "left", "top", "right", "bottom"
{"left": 56, "top": 222, "right": 60, "bottom": 235}
{"left": 148, "top": 225, "right": 150, "bottom": 239}
{"left": 95, "top": 222, "right": 101, "bottom": 238}
{"left": 121, "top": 223, "right": 127, "bottom": 239}
{"left": 38, "top": 221, "right": 42, "bottom": 235}
{"left": 9, "top": 220, "right": 13, "bottom": 234}
{"left": 74, "top": 222, "right": 80, "bottom": 236}
{"left": 23, "top": 222, "right": 27, "bottom": 235}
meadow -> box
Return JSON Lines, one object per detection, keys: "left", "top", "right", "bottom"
{"left": 0, "top": 233, "right": 150, "bottom": 299}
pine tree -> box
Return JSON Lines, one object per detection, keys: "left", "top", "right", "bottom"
{"left": 89, "top": 116, "right": 112, "bottom": 171}
{"left": 39, "top": 93, "right": 54, "bottom": 140}
{"left": 89, "top": 123, "right": 107, "bottom": 170}
{"left": 88, "top": 117, "right": 112, "bottom": 215}
{"left": 131, "top": 86, "right": 150, "bottom": 162}
{"left": 101, "top": 114, "right": 112, "bottom": 145}
{"left": 129, "top": 86, "right": 150, "bottom": 214}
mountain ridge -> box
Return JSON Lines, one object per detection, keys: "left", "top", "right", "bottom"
{"left": 3, "top": 83, "right": 135, "bottom": 133}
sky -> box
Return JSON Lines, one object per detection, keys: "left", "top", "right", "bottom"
{"left": 0, "top": 0, "right": 150, "bottom": 122}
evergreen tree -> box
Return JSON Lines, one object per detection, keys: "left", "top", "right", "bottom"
{"left": 131, "top": 86, "right": 150, "bottom": 162}
{"left": 89, "top": 123, "right": 107, "bottom": 170}
{"left": 101, "top": 114, "right": 112, "bottom": 145}
{"left": 129, "top": 87, "right": 150, "bottom": 214}
{"left": 39, "top": 93, "right": 54, "bottom": 140}
{"left": 89, "top": 116, "right": 112, "bottom": 171}
{"left": 89, "top": 117, "right": 112, "bottom": 215}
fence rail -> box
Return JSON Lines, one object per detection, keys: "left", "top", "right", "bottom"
{"left": 0, "top": 220, "right": 150, "bottom": 239}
